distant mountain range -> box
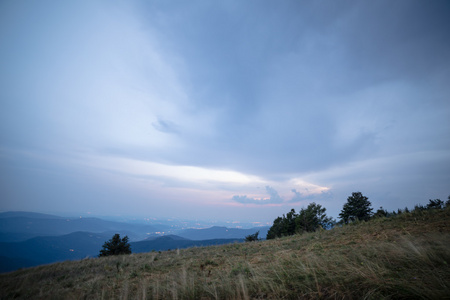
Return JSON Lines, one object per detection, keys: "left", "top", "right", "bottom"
{"left": 0, "top": 211, "right": 163, "bottom": 242}
{"left": 0, "top": 212, "right": 269, "bottom": 273}
{"left": 0, "top": 231, "right": 110, "bottom": 271}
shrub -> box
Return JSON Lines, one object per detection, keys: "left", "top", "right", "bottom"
{"left": 427, "top": 199, "right": 444, "bottom": 209}
{"left": 99, "top": 233, "right": 132, "bottom": 257}
{"left": 245, "top": 231, "right": 260, "bottom": 242}
{"left": 267, "top": 203, "right": 333, "bottom": 239}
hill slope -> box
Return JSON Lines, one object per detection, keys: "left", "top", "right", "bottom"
{"left": 131, "top": 236, "right": 243, "bottom": 253}
{"left": 0, "top": 231, "right": 110, "bottom": 272}
{"left": 0, "top": 233, "right": 244, "bottom": 273}
{"left": 176, "top": 226, "right": 270, "bottom": 240}
{"left": 1, "top": 208, "right": 449, "bottom": 299}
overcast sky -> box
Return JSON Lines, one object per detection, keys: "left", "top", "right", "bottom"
{"left": 1, "top": 0, "right": 449, "bottom": 223}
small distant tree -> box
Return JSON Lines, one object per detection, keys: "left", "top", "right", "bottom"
{"left": 245, "top": 231, "right": 260, "bottom": 242}
{"left": 427, "top": 199, "right": 444, "bottom": 209}
{"left": 446, "top": 195, "right": 450, "bottom": 208}
{"left": 373, "top": 206, "right": 388, "bottom": 218}
{"left": 99, "top": 233, "right": 131, "bottom": 257}
{"left": 413, "top": 204, "right": 426, "bottom": 212}
{"left": 339, "top": 192, "right": 373, "bottom": 224}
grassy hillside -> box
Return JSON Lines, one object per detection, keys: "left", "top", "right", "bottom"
{"left": 176, "top": 226, "right": 270, "bottom": 241}
{"left": 1, "top": 208, "right": 449, "bottom": 299}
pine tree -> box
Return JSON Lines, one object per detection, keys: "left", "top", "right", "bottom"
{"left": 339, "top": 192, "right": 373, "bottom": 224}
{"left": 295, "top": 202, "right": 333, "bottom": 233}
{"left": 266, "top": 209, "right": 298, "bottom": 239}
{"left": 99, "top": 233, "right": 132, "bottom": 257}
{"left": 266, "top": 216, "right": 284, "bottom": 239}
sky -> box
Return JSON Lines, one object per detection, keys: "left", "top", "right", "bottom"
{"left": 1, "top": 0, "right": 449, "bottom": 224}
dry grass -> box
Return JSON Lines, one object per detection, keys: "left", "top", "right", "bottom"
{"left": 1, "top": 208, "right": 449, "bottom": 299}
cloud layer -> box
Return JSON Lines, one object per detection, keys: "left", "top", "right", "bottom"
{"left": 1, "top": 0, "right": 449, "bottom": 221}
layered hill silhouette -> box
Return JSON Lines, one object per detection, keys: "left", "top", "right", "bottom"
{"left": 0, "top": 212, "right": 264, "bottom": 273}
{"left": 0, "top": 211, "right": 162, "bottom": 242}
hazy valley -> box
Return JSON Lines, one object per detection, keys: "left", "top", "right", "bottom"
{"left": 0, "top": 212, "right": 269, "bottom": 273}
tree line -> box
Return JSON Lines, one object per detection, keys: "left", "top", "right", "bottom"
{"left": 99, "top": 193, "right": 450, "bottom": 253}
{"left": 264, "top": 192, "right": 450, "bottom": 240}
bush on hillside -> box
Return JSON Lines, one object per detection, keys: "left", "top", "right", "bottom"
{"left": 267, "top": 203, "right": 333, "bottom": 239}
{"left": 427, "top": 198, "right": 444, "bottom": 209}
{"left": 373, "top": 206, "right": 388, "bottom": 218}
{"left": 295, "top": 202, "right": 334, "bottom": 233}
{"left": 99, "top": 233, "right": 132, "bottom": 257}
{"left": 245, "top": 231, "right": 260, "bottom": 242}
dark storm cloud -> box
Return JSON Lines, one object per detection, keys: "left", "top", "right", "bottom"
{"left": 1, "top": 0, "right": 449, "bottom": 220}
{"left": 133, "top": 0, "right": 450, "bottom": 178}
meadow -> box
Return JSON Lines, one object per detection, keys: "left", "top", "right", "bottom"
{"left": 1, "top": 207, "right": 449, "bottom": 299}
